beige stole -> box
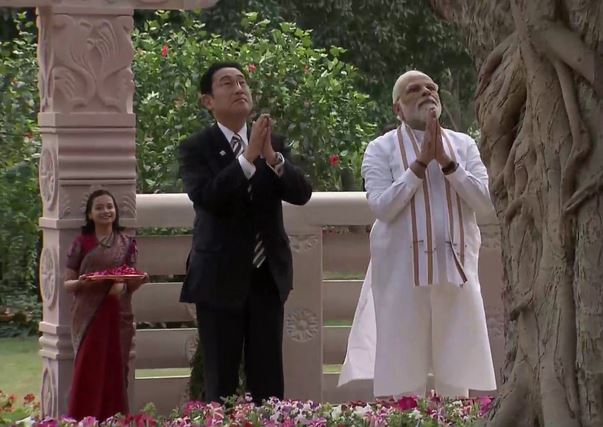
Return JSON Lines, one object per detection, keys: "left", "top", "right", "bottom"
{"left": 396, "top": 124, "right": 467, "bottom": 286}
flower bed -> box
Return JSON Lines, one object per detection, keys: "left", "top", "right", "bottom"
{"left": 0, "top": 391, "right": 38, "bottom": 426}
{"left": 1, "top": 391, "right": 493, "bottom": 426}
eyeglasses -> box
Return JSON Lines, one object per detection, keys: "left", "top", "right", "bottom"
{"left": 215, "top": 78, "right": 248, "bottom": 90}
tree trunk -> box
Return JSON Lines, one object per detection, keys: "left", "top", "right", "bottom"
{"left": 428, "top": 1, "right": 602, "bottom": 426}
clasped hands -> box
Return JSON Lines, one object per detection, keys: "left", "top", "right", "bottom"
{"left": 411, "top": 109, "right": 454, "bottom": 178}
{"left": 417, "top": 109, "right": 452, "bottom": 167}
{"left": 244, "top": 113, "right": 280, "bottom": 166}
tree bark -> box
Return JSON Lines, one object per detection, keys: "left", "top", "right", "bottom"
{"left": 428, "top": 1, "right": 602, "bottom": 426}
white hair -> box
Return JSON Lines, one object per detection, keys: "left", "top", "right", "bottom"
{"left": 392, "top": 70, "right": 429, "bottom": 104}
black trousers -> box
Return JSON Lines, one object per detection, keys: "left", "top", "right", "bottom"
{"left": 195, "top": 263, "right": 284, "bottom": 405}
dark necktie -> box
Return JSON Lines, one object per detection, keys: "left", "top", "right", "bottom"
{"left": 231, "top": 134, "right": 266, "bottom": 268}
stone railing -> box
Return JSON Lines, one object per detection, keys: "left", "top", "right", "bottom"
{"left": 130, "top": 192, "right": 505, "bottom": 414}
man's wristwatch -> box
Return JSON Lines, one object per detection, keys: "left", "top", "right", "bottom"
{"left": 442, "top": 161, "right": 458, "bottom": 175}
{"left": 270, "top": 152, "right": 284, "bottom": 166}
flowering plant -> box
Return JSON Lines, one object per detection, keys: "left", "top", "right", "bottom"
{"left": 0, "top": 390, "right": 39, "bottom": 426}
{"left": 134, "top": 11, "right": 377, "bottom": 193}
{"left": 4, "top": 393, "right": 493, "bottom": 426}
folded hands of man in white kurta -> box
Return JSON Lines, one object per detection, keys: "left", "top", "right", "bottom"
{"left": 339, "top": 70, "right": 497, "bottom": 399}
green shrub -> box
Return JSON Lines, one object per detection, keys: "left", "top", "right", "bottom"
{"left": 0, "top": 10, "right": 377, "bottom": 336}
{"left": 0, "top": 12, "right": 41, "bottom": 336}
{"left": 133, "top": 11, "right": 377, "bottom": 193}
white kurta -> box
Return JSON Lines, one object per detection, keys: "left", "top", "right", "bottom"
{"left": 339, "top": 125, "right": 497, "bottom": 397}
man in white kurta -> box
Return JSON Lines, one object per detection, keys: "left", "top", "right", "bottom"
{"left": 339, "top": 71, "right": 496, "bottom": 398}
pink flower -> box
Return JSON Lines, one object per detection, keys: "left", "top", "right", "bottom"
{"left": 247, "top": 64, "right": 257, "bottom": 73}
{"left": 80, "top": 416, "right": 99, "bottom": 427}
{"left": 329, "top": 154, "right": 340, "bottom": 167}
{"left": 161, "top": 44, "right": 169, "bottom": 57}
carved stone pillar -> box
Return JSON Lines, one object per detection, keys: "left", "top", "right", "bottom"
{"left": 36, "top": 5, "right": 137, "bottom": 417}
{"left": 282, "top": 223, "right": 323, "bottom": 401}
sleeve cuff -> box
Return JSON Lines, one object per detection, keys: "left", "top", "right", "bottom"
{"left": 442, "top": 161, "right": 459, "bottom": 175}
{"left": 397, "top": 167, "right": 424, "bottom": 187}
{"left": 238, "top": 155, "right": 256, "bottom": 179}
{"left": 268, "top": 152, "right": 285, "bottom": 177}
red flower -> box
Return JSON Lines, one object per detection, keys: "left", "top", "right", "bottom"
{"left": 247, "top": 64, "right": 257, "bottom": 73}
{"left": 429, "top": 390, "right": 442, "bottom": 404}
{"left": 161, "top": 44, "right": 168, "bottom": 57}
{"left": 24, "top": 393, "right": 35, "bottom": 404}
{"left": 183, "top": 400, "right": 205, "bottom": 417}
{"left": 329, "top": 154, "right": 340, "bottom": 167}
{"left": 477, "top": 395, "right": 494, "bottom": 415}
{"left": 396, "top": 396, "right": 418, "bottom": 410}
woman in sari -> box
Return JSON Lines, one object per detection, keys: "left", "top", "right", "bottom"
{"left": 63, "top": 189, "right": 148, "bottom": 421}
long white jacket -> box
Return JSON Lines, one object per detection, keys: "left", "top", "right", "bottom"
{"left": 339, "top": 125, "right": 497, "bottom": 395}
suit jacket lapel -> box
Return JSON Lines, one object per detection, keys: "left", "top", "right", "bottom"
{"left": 209, "top": 123, "right": 269, "bottom": 185}
{"left": 210, "top": 123, "right": 236, "bottom": 167}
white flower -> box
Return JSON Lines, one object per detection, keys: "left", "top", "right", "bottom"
{"left": 353, "top": 405, "right": 372, "bottom": 417}
{"left": 330, "top": 405, "right": 343, "bottom": 418}
{"left": 295, "top": 415, "right": 309, "bottom": 424}
{"left": 408, "top": 409, "right": 423, "bottom": 420}
{"left": 450, "top": 406, "right": 464, "bottom": 417}
{"left": 16, "top": 416, "right": 35, "bottom": 426}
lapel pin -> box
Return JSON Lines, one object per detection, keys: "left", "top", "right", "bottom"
{"left": 219, "top": 150, "right": 226, "bottom": 156}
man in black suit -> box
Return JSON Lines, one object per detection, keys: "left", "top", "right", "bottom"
{"left": 178, "top": 62, "right": 312, "bottom": 405}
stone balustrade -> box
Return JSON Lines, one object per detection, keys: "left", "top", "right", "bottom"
{"left": 129, "top": 192, "right": 504, "bottom": 414}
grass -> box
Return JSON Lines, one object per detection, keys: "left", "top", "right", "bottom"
{"left": 0, "top": 336, "right": 42, "bottom": 403}
{"left": 135, "top": 368, "right": 191, "bottom": 379}
{"left": 323, "top": 320, "right": 352, "bottom": 327}
{"left": 1, "top": 270, "right": 357, "bottom": 401}
{"left": 323, "top": 364, "right": 342, "bottom": 374}
{"left": 323, "top": 271, "right": 365, "bottom": 280}
{"left": 0, "top": 339, "right": 348, "bottom": 396}
{"left": 135, "top": 365, "right": 343, "bottom": 378}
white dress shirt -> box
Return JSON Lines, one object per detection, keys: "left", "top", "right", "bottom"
{"left": 217, "top": 122, "right": 285, "bottom": 178}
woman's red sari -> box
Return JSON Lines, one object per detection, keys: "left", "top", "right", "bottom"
{"left": 66, "top": 232, "right": 137, "bottom": 421}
